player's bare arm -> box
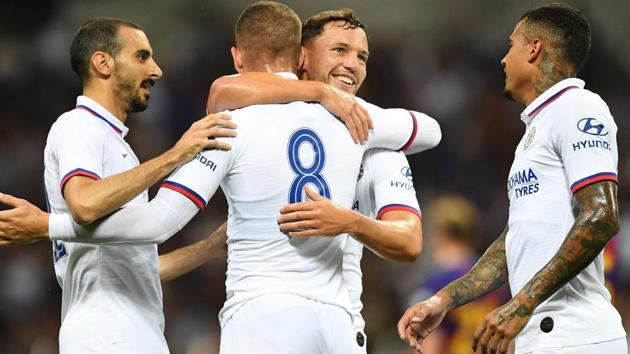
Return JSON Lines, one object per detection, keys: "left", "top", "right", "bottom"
{"left": 208, "top": 72, "right": 372, "bottom": 144}
{"left": 159, "top": 222, "right": 228, "bottom": 283}
{"left": 278, "top": 187, "right": 421, "bottom": 262}
{"left": 397, "top": 225, "right": 508, "bottom": 352}
{"left": 471, "top": 181, "right": 619, "bottom": 354}
{"left": 63, "top": 113, "right": 235, "bottom": 224}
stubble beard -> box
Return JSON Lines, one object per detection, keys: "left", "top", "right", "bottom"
{"left": 114, "top": 72, "right": 149, "bottom": 113}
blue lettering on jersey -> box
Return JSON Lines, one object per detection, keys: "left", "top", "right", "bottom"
{"left": 352, "top": 200, "right": 360, "bottom": 211}
{"left": 195, "top": 153, "right": 217, "bottom": 171}
{"left": 287, "top": 128, "right": 331, "bottom": 203}
{"left": 391, "top": 180, "right": 414, "bottom": 190}
{"left": 53, "top": 240, "right": 68, "bottom": 263}
{"left": 507, "top": 168, "right": 540, "bottom": 199}
{"left": 572, "top": 140, "right": 611, "bottom": 151}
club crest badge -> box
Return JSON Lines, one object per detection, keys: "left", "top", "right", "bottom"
{"left": 523, "top": 127, "right": 536, "bottom": 150}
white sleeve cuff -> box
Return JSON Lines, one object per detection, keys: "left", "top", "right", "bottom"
{"left": 48, "top": 213, "right": 77, "bottom": 241}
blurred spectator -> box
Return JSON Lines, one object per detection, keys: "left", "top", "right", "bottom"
{"left": 1, "top": 2, "right": 629, "bottom": 352}
{"left": 407, "top": 196, "right": 510, "bottom": 354}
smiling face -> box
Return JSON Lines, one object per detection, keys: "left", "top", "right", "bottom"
{"left": 111, "top": 26, "right": 163, "bottom": 113}
{"left": 301, "top": 21, "right": 369, "bottom": 95}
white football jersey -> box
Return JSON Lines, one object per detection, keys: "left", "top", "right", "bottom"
{"left": 163, "top": 86, "right": 420, "bottom": 327}
{"left": 344, "top": 149, "right": 421, "bottom": 333}
{"left": 44, "top": 96, "right": 167, "bottom": 354}
{"left": 506, "top": 78, "right": 625, "bottom": 352}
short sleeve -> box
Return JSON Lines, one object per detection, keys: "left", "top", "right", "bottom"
{"left": 553, "top": 95, "right": 618, "bottom": 193}
{"left": 363, "top": 149, "right": 421, "bottom": 219}
{"left": 52, "top": 116, "right": 106, "bottom": 194}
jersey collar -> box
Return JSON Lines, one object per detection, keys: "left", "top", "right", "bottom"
{"left": 75, "top": 96, "right": 130, "bottom": 138}
{"left": 520, "top": 78, "right": 585, "bottom": 125}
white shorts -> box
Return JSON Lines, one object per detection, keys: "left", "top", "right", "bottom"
{"left": 524, "top": 337, "right": 627, "bottom": 354}
{"left": 220, "top": 293, "right": 355, "bottom": 354}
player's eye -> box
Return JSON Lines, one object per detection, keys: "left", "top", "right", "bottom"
{"left": 358, "top": 55, "right": 367, "bottom": 63}
{"left": 333, "top": 47, "right": 345, "bottom": 54}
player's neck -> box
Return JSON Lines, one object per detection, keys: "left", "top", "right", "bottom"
{"left": 245, "top": 60, "right": 296, "bottom": 75}
{"left": 82, "top": 84, "right": 129, "bottom": 123}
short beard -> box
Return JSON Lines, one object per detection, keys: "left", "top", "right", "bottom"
{"left": 114, "top": 72, "right": 149, "bottom": 113}
{"left": 128, "top": 93, "right": 148, "bottom": 113}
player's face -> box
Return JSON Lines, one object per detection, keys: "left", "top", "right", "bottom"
{"left": 501, "top": 20, "right": 532, "bottom": 103}
{"left": 302, "top": 21, "right": 369, "bottom": 95}
{"left": 112, "top": 26, "right": 163, "bottom": 113}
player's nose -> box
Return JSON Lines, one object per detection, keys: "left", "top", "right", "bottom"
{"left": 150, "top": 59, "right": 163, "bottom": 80}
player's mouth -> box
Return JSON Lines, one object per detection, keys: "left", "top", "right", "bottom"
{"left": 332, "top": 74, "right": 355, "bottom": 89}
{"left": 140, "top": 79, "right": 155, "bottom": 97}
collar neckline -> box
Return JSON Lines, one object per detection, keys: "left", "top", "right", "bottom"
{"left": 520, "top": 78, "right": 585, "bottom": 125}
{"left": 76, "top": 96, "right": 129, "bottom": 138}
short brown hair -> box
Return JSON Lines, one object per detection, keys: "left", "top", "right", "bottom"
{"left": 302, "top": 9, "right": 366, "bottom": 45}
{"left": 427, "top": 195, "right": 480, "bottom": 248}
{"left": 70, "top": 17, "right": 142, "bottom": 84}
{"left": 234, "top": 1, "right": 301, "bottom": 68}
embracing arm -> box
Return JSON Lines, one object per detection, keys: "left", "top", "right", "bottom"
{"left": 208, "top": 73, "right": 371, "bottom": 143}
{"left": 0, "top": 188, "right": 199, "bottom": 246}
{"left": 277, "top": 188, "right": 421, "bottom": 262}
{"left": 159, "top": 221, "right": 227, "bottom": 283}
{"left": 365, "top": 108, "right": 442, "bottom": 155}
{"left": 512, "top": 181, "right": 619, "bottom": 312}
{"left": 346, "top": 210, "right": 422, "bottom": 263}
{"left": 208, "top": 73, "right": 328, "bottom": 113}
{"left": 46, "top": 188, "right": 200, "bottom": 245}
{"left": 64, "top": 114, "right": 234, "bottom": 224}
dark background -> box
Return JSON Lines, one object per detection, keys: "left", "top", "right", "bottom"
{"left": 1, "top": 1, "right": 629, "bottom": 353}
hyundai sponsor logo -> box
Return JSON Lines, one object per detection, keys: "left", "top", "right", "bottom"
{"left": 577, "top": 118, "right": 608, "bottom": 136}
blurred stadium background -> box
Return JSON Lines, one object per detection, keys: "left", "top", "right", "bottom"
{"left": 1, "top": 0, "right": 629, "bottom": 353}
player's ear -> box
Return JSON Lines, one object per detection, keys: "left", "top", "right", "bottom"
{"left": 231, "top": 47, "right": 244, "bottom": 73}
{"left": 527, "top": 38, "right": 543, "bottom": 64}
{"left": 91, "top": 51, "right": 114, "bottom": 78}
{"left": 297, "top": 46, "right": 305, "bottom": 70}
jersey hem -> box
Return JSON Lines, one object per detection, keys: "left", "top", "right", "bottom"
{"left": 376, "top": 204, "right": 421, "bottom": 219}
{"left": 60, "top": 168, "right": 101, "bottom": 194}
{"left": 570, "top": 172, "right": 618, "bottom": 193}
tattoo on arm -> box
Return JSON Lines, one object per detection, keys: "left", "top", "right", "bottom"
{"left": 442, "top": 225, "right": 509, "bottom": 309}
{"left": 520, "top": 181, "right": 619, "bottom": 308}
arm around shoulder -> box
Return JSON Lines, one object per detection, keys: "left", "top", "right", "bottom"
{"left": 207, "top": 73, "right": 327, "bottom": 113}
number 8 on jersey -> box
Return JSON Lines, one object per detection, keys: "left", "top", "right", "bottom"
{"left": 287, "top": 128, "right": 331, "bottom": 203}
